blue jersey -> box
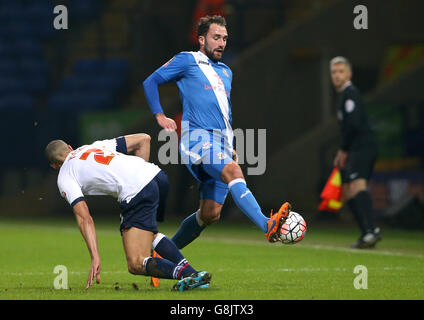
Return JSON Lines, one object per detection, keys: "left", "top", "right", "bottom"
{"left": 154, "top": 51, "right": 234, "bottom": 149}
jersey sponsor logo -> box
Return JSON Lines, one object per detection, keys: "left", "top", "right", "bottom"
{"left": 203, "top": 74, "right": 229, "bottom": 97}
{"left": 345, "top": 99, "right": 355, "bottom": 113}
{"left": 198, "top": 60, "right": 210, "bottom": 66}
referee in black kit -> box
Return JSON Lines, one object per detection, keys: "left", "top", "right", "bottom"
{"left": 330, "top": 56, "right": 381, "bottom": 249}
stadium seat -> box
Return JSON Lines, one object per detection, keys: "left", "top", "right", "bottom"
{"left": 6, "top": 21, "right": 34, "bottom": 38}
{"left": 0, "top": 76, "right": 26, "bottom": 94}
{"left": 0, "top": 93, "right": 34, "bottom": 110}
{"left": 103, "top": 58, "right": 129, "bottom": 74}
{"left": 47, "top": 52, "right": 129, "bottom": 111}
{"left": 0, "top": 40, "right": 16, "bottom": 58}
{"left": 69, "top": 0, "right": 100, "bottom": 21}
{"left": 73, "top": 59, "right": 104, "bottom": 75}
{"left": 48, "top": 92, "right": 78, "bottom": 110}
{"left": 25, "top": 76, "right": 48, "bottom": 94}
{"left": 14, "top": 39, "right": 42, "bottom": 57}
{"left": 0, "top": 59, "right": 19, "bottom": 76}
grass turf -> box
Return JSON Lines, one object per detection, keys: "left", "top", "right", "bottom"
{"left": 0, "top": 217, "right": 423, "bottom": 300}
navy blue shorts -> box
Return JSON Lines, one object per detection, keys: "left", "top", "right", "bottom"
{"left": 119, "top": 170, "right": 169, "bottom": 235}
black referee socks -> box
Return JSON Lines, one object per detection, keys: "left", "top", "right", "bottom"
{"left": 347, "top": 190, "right": 375, "bottom": 234}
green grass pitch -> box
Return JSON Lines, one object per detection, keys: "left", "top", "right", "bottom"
{"left": 0, "top": 216, "right": 423, "bottom": 300}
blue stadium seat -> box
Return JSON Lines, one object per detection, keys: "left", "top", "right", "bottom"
{"left": 70, "top": 0, "right": 99, "bottom": 20}
{"left": 26, "top": 1, "right": 56, "bottom": 39}
{"left": 90, "top": 76, "right": 126, "bottom": 91}
{"left": 48, "top": 90, "right": 114, "bottom": 111}
{"left": 14, "top": 39, "right": 42, "bottom": 57}
{"left": 78, "top": 92, "right": 113, "bottom": 110}
{"left": 6, "top": 21, "right": 34, "bottom": 37}
{"left": 48, "top": 92, "right": 78, "bottom": 110}
{"left": 48, "top": 57, "right": 130, "bottom": 112}
{"left": 0, "top": 2, "right": 24, "bottom": 21}
{"left": 0, "top": 59, "right": 19, "bottom": 76}
{"left": 73, "top": 59, "right": 104, "bottom": 75}
{"left": 20, "top": 58, "right": 48, "bottom": 73}
{"left": 25, "top": 76, "right": 48, "bottom": 94}
{"left": 103, "top": 58, "right": 130, "bottom": 74}
{"left": 0, "top": 93, "right": 34, "bottom": 110}
{"left": 0, "top": 39, "right": 17, "bottom": 58}
{"left": 60, "top": 76, "right": 86, "bottom": 92}
{"left": 0, "top": 76, "right": 26, "bottom": 94}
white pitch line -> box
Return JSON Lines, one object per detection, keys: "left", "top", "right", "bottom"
{"left": 1, "top": 266, "right": 407, "bottom": 277}
{"left": 0, "top": 270, "right": 129, "bottom": 277}
{"left": 201, "top": 236, "right": 424, "bottom": 259}
{"left": 2, "top": 222, "right": 423, "bottom": 259}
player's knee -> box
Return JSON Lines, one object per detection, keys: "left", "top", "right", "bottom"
{"left": 221, "top": 162, "right": 243, "bottom": 183}
{"left": 127, "top": 257, "right": 147, "bottom": 275}
{"left": 137, "top": 133, "right": 151, "bottom": 144}
{"left": 200, "top": 206, "right": 222, "bottom": 225}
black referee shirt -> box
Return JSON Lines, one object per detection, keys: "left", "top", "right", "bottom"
{"left": 336, "top": 82, "right": 377, "bottom": 152}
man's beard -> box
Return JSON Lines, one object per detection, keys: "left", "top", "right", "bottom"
{"left": 204, "top": 44, "right": 223, "bottom": 62}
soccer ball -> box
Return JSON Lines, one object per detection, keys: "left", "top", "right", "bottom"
{"left": 280, "top": 211, "right": 307, "bottom": 244}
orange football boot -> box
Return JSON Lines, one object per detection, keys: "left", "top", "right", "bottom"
{"left": 265, "top": 202, "right": 291, "bottom": 242}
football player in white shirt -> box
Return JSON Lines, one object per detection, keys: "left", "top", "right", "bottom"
{"left": 45, "top": 133, "right": 211, "bottom": 291}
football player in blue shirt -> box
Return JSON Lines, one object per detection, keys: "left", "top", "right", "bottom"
{"left": 143, "top": 15, "right": 291, "bottom": 251}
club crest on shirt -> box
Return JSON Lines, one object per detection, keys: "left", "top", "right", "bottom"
{"left": 345, "top": 99, "right": 355, "bottom": 113}
{"left": 222, "top": 69, "right": 229, "bottom": 78}
{"left": 217, "top": 152, "right": 227, "bottom": 160}
{"left": 202, "top": 142, "right": 212, "bottom": 149}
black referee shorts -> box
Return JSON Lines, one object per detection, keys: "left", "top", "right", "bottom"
{"left": 340, "top": 146, "right": 377, "bottom": 184}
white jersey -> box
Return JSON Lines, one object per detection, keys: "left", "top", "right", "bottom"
{"left": 57, "top": 139, "right": 161, "bottom": 206}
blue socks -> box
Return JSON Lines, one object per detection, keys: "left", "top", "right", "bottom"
{"left": 172, "top": 179, "right": 268, "bottom": 250}
{"left": 144, "top": 233, "right": 197, "bottom": 280}
{"left": 228, "top": 178, "right": 268, "bottom": 232}
{"left": 172, "top": 210, "right": 205, "bottom": 249}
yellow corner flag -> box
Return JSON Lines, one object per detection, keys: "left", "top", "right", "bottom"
{"left": 318, "top": 168, "right": 343, "bottom": 212}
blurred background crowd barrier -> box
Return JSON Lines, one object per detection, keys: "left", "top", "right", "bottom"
{"left": 0, "top": 0, "right": 423, "bottom": 228}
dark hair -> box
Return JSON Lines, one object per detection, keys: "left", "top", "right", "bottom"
{"left": 197, "top": 15, "right": 227, "bottom": 38}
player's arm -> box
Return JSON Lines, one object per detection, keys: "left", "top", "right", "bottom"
{"left": 340, "top": 94, "right": 362, "bottom": 152}
{"left": 72, "top": 200, "right": 101, "bottom": 289}
{"left": 123, "top": 133, "right": 151, "bottom": 162}
{"left": 142, "top": 53, "right": 189, "bottom": 131}
{"left": 335, "top": 94, "right": 361, "bottom": 169}
{"left": 143, "top": 73, "right": 177, "bottom": 132}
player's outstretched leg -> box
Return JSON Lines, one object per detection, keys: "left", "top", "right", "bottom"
{"left": 172, "top": 271, "right": 212, "bottom": 292}
{"left": 172, "top": 209, "right": 205, "bottom": 249}
{"left": 220, "top": 161, "right": 291, "bottom": 242}
{"left": 227, "top": 177, "right": 291, "bottom": 242}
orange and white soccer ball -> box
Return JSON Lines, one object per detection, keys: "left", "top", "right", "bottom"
{"left": 280, "top": 211, "right": 307, "bottom": 244}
